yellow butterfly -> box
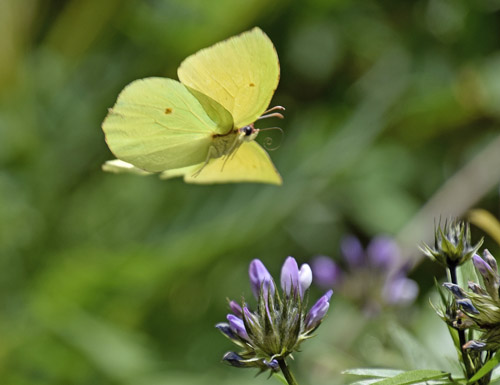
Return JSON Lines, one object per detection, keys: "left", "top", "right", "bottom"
{"left": 102, "top": 27, "right": 283, "bottom": 185}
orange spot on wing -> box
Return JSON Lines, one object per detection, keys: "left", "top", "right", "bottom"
{"left": 165, "top": 108, "right": 173, "bottom": 114}
{"left": 249, "top": 83, "right": 255, "bottom": 87}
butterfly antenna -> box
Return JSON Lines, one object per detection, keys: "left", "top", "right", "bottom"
{"left": 258, "top": 127, "right": 284, "bottom": 151}
{"left": 263, "top": 105, "right": 285, "bottom": 114}
{"left": 258, "top": 106, "right": 285, "bottom": 120}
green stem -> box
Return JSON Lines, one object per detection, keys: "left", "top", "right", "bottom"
{"left": 449, "top": 265, "right": 474, "bottom": 380}
{"left": 277, "top": 358, "right": 299, "bottom": 385}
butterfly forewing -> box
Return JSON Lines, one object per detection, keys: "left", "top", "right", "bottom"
{"left": 178, "top": 27, "right": 280, "bottom": 129}
{"left": 102, "top": 77, "right": 229, "bottom": 172}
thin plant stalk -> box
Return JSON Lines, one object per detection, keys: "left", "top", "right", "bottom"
{"left": 277, "top": 359, "right": 299, "bottom": 385}
{"left": 448, "top": 264, "right": 473, "bottom": 379}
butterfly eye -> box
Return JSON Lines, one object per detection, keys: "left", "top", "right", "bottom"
{"left": 241, "top": 126, "right": 253, "bottom": 136}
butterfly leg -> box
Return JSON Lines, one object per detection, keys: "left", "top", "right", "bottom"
{"left": 191, "top": 146, "right": 218, "bottom": 178}
{"left": 221, "top": 136, "right": 243, "bottom": 171}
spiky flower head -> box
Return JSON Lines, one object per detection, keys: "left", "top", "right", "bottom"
{"left": 216, "top": 256, "right": 333, "bottom": 373}
{"left": 444, "top": 250, "right": 500, "bottom": 351}
{"left": 421, "top": 219, "right": 483, "bottom": 269}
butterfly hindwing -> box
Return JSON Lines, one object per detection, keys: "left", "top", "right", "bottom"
{"left": 160, "top": 141, "right": 282, "bottom": 185}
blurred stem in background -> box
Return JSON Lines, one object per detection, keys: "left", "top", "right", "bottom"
{"left": 398, "top": 135, "right": 500, "bottom": 262}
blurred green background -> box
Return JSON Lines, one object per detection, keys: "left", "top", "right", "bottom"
{"left": 2, "top": 0, "right": 500, "bottom": 384}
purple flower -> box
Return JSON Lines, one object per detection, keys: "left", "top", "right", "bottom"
{"left": 341, "top": 235, "right": 364, "bottom": 267}
{"left": 249, "top": 259, "right": 275, "bottom": 299}
{"left": 483, "top": 249, "right": 498, "bottom": 271}
{"left": 229, "top": 300, "right": 243, "bottom": 317}
{"left": 222, "top": 352, "right": 279, "bottom": 371}
{"left": 443, "top": 283, "right": 466, "bottom": 299}
{"left": 217, "top": 256, "right": 333, "bottom": 373}
{"left": 227, "top": 314, "right": 248, "bottom": 340}
{"left": 305, "top": 289, "right": 333, "bottom": 330}
{"left": 473, "top": 254, "right": 494, "bottom": 278}
{"left": 472, "top": 252, "right": 499, "bottom": 299}
{"left": 367, "top": 236, "right": 400, "bottom": 269}
{"left": 299, "top": 263, "right": 312, "bottom": 297}
{"left": 223, "top": 352, "right": 246, "bottom": 367}
{"left": 216, "top": 323, "right": 238, "bottom": 340}
{"left": 456, "top": 299, "right": 480, "bottom": 315}
{"left": 243, "top": 306, "right": 258, "bottom": 327}
{"left": 281, "top": 256, "right": 299, "bottom": 296}
{"left": 464, "top": 340, "right": 487, "bottom": 350}
{"left": 314, "top": 235, "right": 417, "bottom": 311}
{"left": 310, "top": 255, "right": 342, "bottom": 288}
{"left": 263, "top": 359, "right": 279, "bottom": 370}
{"left": 383, "top": 276, "right": 419, "bottom": 305}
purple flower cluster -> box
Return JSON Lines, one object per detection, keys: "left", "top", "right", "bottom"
{"left": 311, "top": 235, "right": 418, "bottom": 312}
{"left": 444, "top": 250, "right": 500, "bottom": 351}
{"left": 217, "top": 257, "right": 333, "bottom": 372}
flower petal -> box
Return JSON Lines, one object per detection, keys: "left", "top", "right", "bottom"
{"left": 216, "top": 322, "right": 238, "bottom": 340}
{"left": 227, "top": 314, "right": 249, "bottom": 340}
{"left": 483, "top": 249, "right": 498, "bottom": 271}
{"left": 299, "top": 263, "right": 312, "bottom": 297}
{"left": 281, "top": 256, "right": 299, "bottom": 296}
{"left": 222, "top": 351, "right": 247, "bottom": 367}
{"left": 473, "top": 254, "right": 494, "bottom": 278}
{"left": 229, "top": 300, "right": 243, "bottom": 317}
{"left": 305, "top": 289, "right": 333, "bottom": 330}
{"left": 249, "top": 259, "right": 274, "bottom": 299}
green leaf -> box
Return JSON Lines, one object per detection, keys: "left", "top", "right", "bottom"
{"left": 351, "top": 380, "right": 391, "bottom": 385}
{"left": 468, "top": 355, "right": 499, "bottom": 383}
{"left": 371, "top": 369, "right": 449, "bottom": 385}
{"left": 342, "top": 368, "right": 405, "bottom": 378}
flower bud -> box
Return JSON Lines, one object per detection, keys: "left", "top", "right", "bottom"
{"left": 443, "top": 282, "right": 466, "bottom": 299}
{"left": 456, "top": 299, "right": 480, "bottom": 315}
{"left": 305, "top": 289, "right": 333, "bottom": 330}
{"left": 222, "top": 352, "right": 246, "bottom": 367}
{"left": 281, "top": 256, "right": 299, "bottom": 296}
{"left": 227, "top": 314, "right": 249, "bottom": 340}
{"left": 463, "top": 340, "right": 486, "bottom": 350}
{"left": 229, "top": 300, "right": 243, "bottom": 317}
{"left": 483, "top": 249, "right": 498, "bottom": 271}
{"left": 249, "top": 259, "right": 275, "bottom": 299}
{"left": 298, "top": 263, "right": 312, "bottom": 297}
{"left": 473, "top": 253, "right": 499, "bottom": 300}
{"left": 473, "top": 254, "right": 494, "bottom": 277}
{"left": 263, "top": 359, "right": 279, "bottom": 370}
{"left": 468, "top": 281, "right": 487, "bottom": 295}
{"left": 216, "top": 323, "right": 238, "bottom": 340}
{"left": 421, "top": 220, "right": 483, "bottom": 268}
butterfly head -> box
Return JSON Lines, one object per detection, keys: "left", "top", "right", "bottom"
{"left": 239, "top": 124, "right": 259, "bottom": 141}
